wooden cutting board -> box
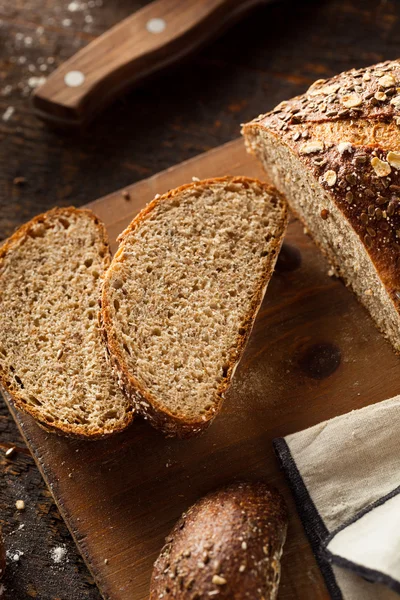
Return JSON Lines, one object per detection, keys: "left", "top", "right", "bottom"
{"left": 4, "top": 138, "right": 400, "bottom": 600}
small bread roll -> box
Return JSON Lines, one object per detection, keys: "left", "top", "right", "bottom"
{"left": 150, "top": 481, "right": 287, "bottom": 599}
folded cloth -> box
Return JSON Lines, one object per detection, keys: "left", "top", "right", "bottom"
{"left": 273, "top": 395, "right": 400, "bottom": 600}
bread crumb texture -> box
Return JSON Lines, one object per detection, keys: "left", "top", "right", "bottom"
{"left": 102, "top": 177, "right": 287, "bottom": 435}
{"left": 0, "top": 208, "right": 133, "bottom": 438}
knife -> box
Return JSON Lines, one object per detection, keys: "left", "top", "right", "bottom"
{"left": 32, "top": 0, "right": 269, "bottom": 127}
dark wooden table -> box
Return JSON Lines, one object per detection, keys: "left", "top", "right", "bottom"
{"left": 1, "top": 0, "right": 400, "bottom": 598}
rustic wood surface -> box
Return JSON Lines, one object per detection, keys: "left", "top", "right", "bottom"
{"left": 1, "top": 0, "right": 400, "bottom": 598}
{"left": 33, "top": 0, "right": 267, "bottom": 127}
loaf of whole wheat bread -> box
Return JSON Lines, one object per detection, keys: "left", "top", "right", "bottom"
{"left": 0, "top": 208, "right": 134, "bottom": 438}
{"left": 243, "top": 59, "right": 400, "bottom": 353}
{"left": 101, "top": 176, "right": 288, "bottom": 438}
{"left": 150, "top": 481, "right": 287, "bottom": 600}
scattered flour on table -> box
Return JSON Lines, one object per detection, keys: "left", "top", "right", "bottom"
{"left": 9, "top": 524, "right": 25, "bottom": 536}
{"left": 50, "top": 545, "right": 68, "bottom": 564}
{"left": 2, "top": 106, "right": 14, "bottom": 121}
{"left": 0, "top": 0, "right": 105, "bottom": 98}
{"left": 27, "top": 76, "right": 47, "bottom": 89}
{"left": 6, "top": 549, "right": 24, "bottom": 562}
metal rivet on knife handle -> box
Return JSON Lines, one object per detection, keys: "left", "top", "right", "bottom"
{"left": 146, "top": 18, "right": 166, "bottom": 33}
{"left": 64, "top": 71, "right": 86, "bottom": 88}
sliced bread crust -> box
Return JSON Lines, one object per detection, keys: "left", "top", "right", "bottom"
{"left": 0, "top": 207, "right": 134, "bottom": 439}
{"left": 101, "top": 176, "right": 288, "bottom": 438}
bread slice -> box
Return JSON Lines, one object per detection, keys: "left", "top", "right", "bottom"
{"left": 243, "top": 59, "right": 400, "bottom": 353}
{"left": 0, "top": 208, "right": 134, "bottom": 438}
{"left": 101, "top": 176, "right": 288, "bottom": 438}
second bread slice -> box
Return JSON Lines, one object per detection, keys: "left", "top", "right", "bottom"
{"left": 101, "top": 176, "right": 288, "bottom": 438}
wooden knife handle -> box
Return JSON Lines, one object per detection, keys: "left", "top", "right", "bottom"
{"left": 32, "top": 0, "right": 265, "bottom": 127}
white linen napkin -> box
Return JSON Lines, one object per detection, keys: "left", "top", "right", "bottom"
{"left": 274, "top": 395, "right": 400, "bottom": 599}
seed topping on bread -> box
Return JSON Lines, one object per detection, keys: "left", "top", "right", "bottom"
{"left": 246, "top": 61, "right": 400, "bottom": 297}
{"left": 243, "top": 58, "right": 400, "bottom": 353}
{"left": 252, "top": 60, "right": 400, "bottom": 131}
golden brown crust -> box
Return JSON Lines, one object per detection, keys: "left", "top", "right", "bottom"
{"left": 0, "top": 207, "right": 135, "bottom": 440}
{"left": 243, "top": 59, "right": 400, "bottom": 318}
{"left": 101, "top": 176, "right": 288, "bottom": 438}
{"left": 150, "top": 481, "right": 288, "bottom": 600}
